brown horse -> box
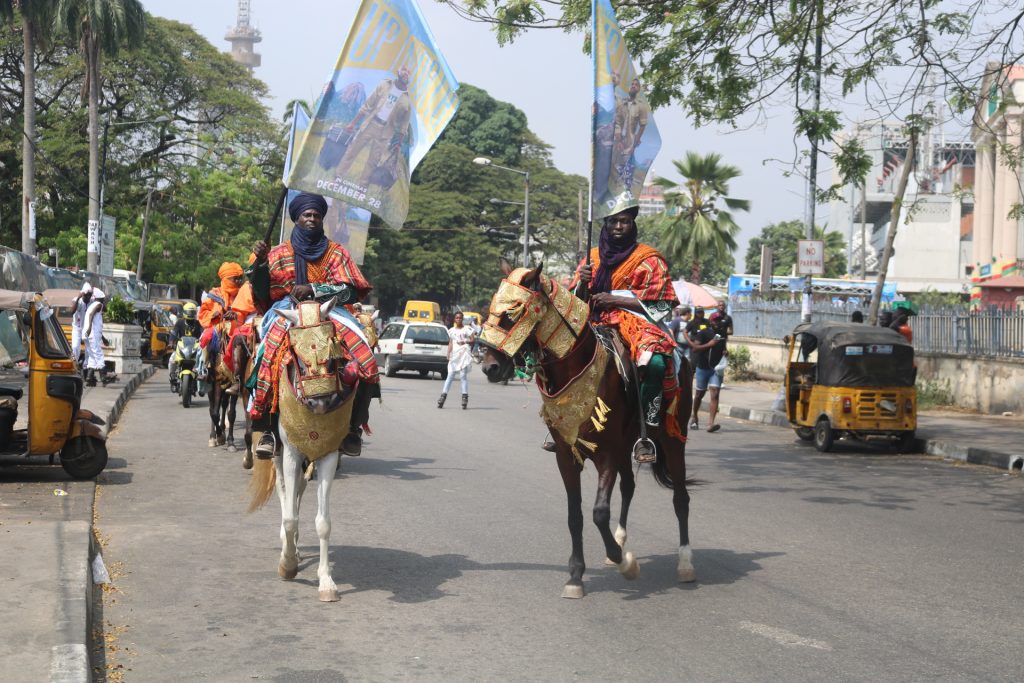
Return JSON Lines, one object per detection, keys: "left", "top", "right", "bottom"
{"left": 480, "top": 263, "right": 695, "bottom": 598}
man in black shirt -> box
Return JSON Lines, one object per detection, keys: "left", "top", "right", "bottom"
{"left": 714, "top": 300, "right": 734, "bottom": 337}
{"left": 686, "top": 312, "right": 727, "bottom": 432}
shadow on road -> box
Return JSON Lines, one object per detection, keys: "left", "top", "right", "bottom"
{"left": 288, "top": 545, "right": 566, "bottom": 603}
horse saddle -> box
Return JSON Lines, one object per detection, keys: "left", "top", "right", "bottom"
{"left": 593, "top": 326, "right": 636, "bottom": 391}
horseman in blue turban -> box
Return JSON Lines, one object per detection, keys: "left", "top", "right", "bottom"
{"left": 249, "top": 191, "right": 378, "bottom": 458}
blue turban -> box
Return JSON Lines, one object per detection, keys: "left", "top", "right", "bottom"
{"left": 288, "top": 192, "right": 329, "bottom": 222}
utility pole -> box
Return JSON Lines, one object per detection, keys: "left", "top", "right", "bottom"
{"left": 577, "top": 188, "right": 585, "bottom": 260}
{"left": 137, "top": 187, "right": 155, "bottom": 281}
{"left": 860, "top": 182, "right": 867, "bottom": 279}
{"left": 801, "top": 0, "right": 825, "bottom": 322}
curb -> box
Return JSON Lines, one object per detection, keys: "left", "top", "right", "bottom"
{"left": 102, "top": 365, "right": 156, "bottom": 436}
{"left": 716, "top": 402, "right": 1024, "bottom": 474}
{"left": 54, "top": 367, "right": 154, "bottom": 683}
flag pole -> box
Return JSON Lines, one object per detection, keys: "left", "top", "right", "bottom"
{"left": 579, "top": 0, "right": 598, "bottom": 304}
{"left": 265, "top": 186, "right": 287, "bottom": 245}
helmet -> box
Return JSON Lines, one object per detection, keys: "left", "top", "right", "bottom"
{"left": 183, "top": 302, "right": 198, "bottom": 319}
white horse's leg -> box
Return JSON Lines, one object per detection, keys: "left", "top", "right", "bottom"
{"left": 677, "top": 544, "right": 696, "bottom": 583}
{"left": 277, "top": 436, "right": 302, "bottom": 580}
{"left": 314, "top": 452, "right": 340, "bottom": 602}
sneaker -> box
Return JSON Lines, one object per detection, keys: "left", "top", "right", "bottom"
{"left": 689, "top": 419, "right": 699, "bottom": 429}
{"left": 340, "top": 430, "right": 362, "bottom": 457}
{"left": 254, "top": 432, "right": 276, "bottom": 460}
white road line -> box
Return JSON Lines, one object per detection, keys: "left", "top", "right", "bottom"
{"left": 739, "top": 621, "right": 833, "bottom": 651}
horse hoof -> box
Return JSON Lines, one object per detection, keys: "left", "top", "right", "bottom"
{"left": 561, "top": 583, "right": 585, "bottom": 599}
{"left": 619, "top": 551, "right": 640, "bottom": 580}
{"left": 677, "top": 567, "right": 697, "bottom": 583}
{"left": 208, "top": 439, "right": 218, "bottom": 448}
{"left": 242, "top": 453, "right": 253, "bottom": 470}
{"left": 603, "top": 557, "right": 618, "bottom": 566}
{"left": 278, "top": 564, "right": 298, "bottom": 580}
{"left": 217, "top": 436, "right": 226, "bottom": 446}
{"left": 318, "top": 589, "right": 339, "bottom": 602}
{"left": 227, "top": 444, "right": 237, "bottom": 453}
{"left": 614, "top": 526, "right": 627, "bottom": 548}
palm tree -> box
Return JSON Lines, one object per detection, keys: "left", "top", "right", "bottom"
{"left": 654, "top": 151, "right": 750, "bottom": 284}
{"left": 54, "top": 0, "right": 145, "bottom": 272}
{"left": 13, "top": 0, "right": 58, "bottom": 256}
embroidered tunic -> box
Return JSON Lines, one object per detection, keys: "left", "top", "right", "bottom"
{"left": 268, "top": 241, "right": 371, "bottom": 303}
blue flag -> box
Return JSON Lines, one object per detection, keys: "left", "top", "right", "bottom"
{"left": 592, "top": 0, "right": 661, "bottom": 220}
{"left": 285, "top": 0, "right": 460, "bottom": 230}
{"left": 283, "top": 102, "right": 372, "bottom": 264}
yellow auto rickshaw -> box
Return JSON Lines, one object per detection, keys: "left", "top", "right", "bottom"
{"left": 134, "top": 302, "right": 174, "bottom": 366}
{"left": 0, "top": 289, "right": 108, "bottom": 479}
{"left": 784, "top": 321, "right": 916, "bottom": 452}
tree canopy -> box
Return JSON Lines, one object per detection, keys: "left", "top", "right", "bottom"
{"left": 745, "top": 219, "right": 847, "bottom": 279}
{"left": 0, "top": 14, "right": 281, "bottom": 296}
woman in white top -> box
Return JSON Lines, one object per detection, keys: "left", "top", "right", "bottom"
{"left": 437, "top": 312, "right": 475, "bottom": 409}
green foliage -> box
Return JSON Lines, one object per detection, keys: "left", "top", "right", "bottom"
{"left": 908, "top": 288, "right": 965, "bottom": 308}
{"left": 727, "top": 344, "right": 755, "bottom": 381}
{"left": 455, "top": 1, "right": 1014, "bottom": 191}
{"left": 0, "top": 15, "right": 281, "bottom": 296}
{"left": 745, "top": 220, "right": 847, "bottom": 278}
{"left": 653, "top": 152, "right": 747, "bottom": 284}
{"left": 105, "top": 294, "right": 134, "bottom": 324}
{"left": 917, "top": 378, "right": 953, "bottom": 410}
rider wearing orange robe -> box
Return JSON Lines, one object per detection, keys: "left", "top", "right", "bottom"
{"left": 249, "top": 192, "right": 378, "bottom": 459}
{"left": 574, "top": 205, "right": 680, "bottom": 439}
{"left": 197, "top": 262, "right": 248, "bottom": 393}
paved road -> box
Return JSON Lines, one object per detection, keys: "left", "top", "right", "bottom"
{"left": 95, "top": 369, "right": 1024, "bottom": 682}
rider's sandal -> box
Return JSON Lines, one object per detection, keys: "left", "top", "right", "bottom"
{"left": 632, "top": 437, "right": 657, "bottom": 464}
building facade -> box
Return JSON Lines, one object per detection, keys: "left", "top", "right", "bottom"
{"left": 969, "top": 64, "right": 1024, "bottom": 309}
{"left": 828, "top": 121, "right": 975, "bottom": 293}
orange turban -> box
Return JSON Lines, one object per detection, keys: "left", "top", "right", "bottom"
{"left": 218, "top": 262, "right": 243, "bottom": 279}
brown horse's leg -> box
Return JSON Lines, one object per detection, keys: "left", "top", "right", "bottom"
{"left": 225, "top": 393, "right": 237, "bottom": 450}
{"left": 611, "top": 463, "right": 636, "bottom": 554}
{"left": 555, "top": 449, "right": 586, "bottom": 599}
{"left": 594, "top": 464, "right": 623, "bottom": 565}
{"left": 663, "top": 440, "right": 696, "bottom": 582}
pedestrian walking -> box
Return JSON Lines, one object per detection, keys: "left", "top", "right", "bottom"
{"left": 70, "top": 282, "right": 93, "bottom": 365}
{"left": 668, "top": 306, "right": 693, "bottom": 361}
{"left": 82, "top": 289, "right": 108, "bottom": 387}
{"left": 685, "top": 310, "right": 727, "bottom": 432}
{"left": 437, "top": 312, "right": 474, "bottom": 409}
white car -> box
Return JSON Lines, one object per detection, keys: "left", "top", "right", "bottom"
{"left": 375, "top": 321, "right": 449, "bottom": 379}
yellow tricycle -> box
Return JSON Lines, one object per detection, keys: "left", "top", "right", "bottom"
{"left": 0, "top": 289, "right": 108, "bottom": 479}
{"left": 784, "top": 321, "right": 917, "bottom": 452}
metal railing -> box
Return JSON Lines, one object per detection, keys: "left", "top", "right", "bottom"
{"left": 732, "top": 302, "right": 1024, "bottom": 358}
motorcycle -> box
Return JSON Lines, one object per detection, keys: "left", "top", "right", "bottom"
{"left": 172, "top": 336, "right": 202, "bottom": 408}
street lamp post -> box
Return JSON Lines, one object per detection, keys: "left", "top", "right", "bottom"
{"left": 473, "top": 157, "right": 529, "bottom": 266}
{"left": 94, "top": 114, "right": 169, "bottom": 273}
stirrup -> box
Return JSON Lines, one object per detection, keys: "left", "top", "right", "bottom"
{"left": 632, "top": 437, "right": 657, "bottom": 464}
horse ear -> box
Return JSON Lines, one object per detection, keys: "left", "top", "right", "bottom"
{"left": 319, "top": 296, "right": 337, "bottom": 319}
{"left": 274, "top": 307, "right": 300, "bottom": 324}
{"left": 521, "top": 262, "right": 544, "bottom": 290}
{"left": 499, "top": 258, "right": 513, "bottom": 276}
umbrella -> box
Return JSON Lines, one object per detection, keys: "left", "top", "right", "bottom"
{"left": 671, "top": 280, "right": 720, "bottom": 308}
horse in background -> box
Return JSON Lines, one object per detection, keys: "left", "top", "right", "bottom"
{"left": 204, "top": 323, "right": 240, "bottom": 450}
{"left": 247, "top": 297, "right": 360, "bottom": 602}
{"left": 480, "top": 262, "right": 696, "bottom": 598}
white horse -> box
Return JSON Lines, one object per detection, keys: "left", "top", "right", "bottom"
{"left": 248, "top": 298, "right": 358, "bottom": 602}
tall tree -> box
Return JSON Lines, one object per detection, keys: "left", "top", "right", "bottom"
{"left": 745, "top": 219, "right": 847, "bottom": 279}
{"left": 54, "top": 0, "right": 145, "bottom": 272}
{"left": 3, "top": 1, "right": 56, "bottom": 255}
{"left": 654, "top": 152, "right": 749, "bottom": 284}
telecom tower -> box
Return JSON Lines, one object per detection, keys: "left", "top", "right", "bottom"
{"left": 225, "top": 0, "right": 261, "bottom": 71}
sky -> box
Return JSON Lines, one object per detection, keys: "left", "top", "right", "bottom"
{"left": 142, "top": 0, "right": 816, "bottom": 265}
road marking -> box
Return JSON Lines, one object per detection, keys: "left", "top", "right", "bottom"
{"left": 738, "top": 621, "right": 833, "bottom": 651}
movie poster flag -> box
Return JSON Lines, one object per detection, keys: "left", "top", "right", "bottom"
{"left": 591, "top": 0, "right": 662, "bottom": 220}
{"left": 282, "top": 102, "right": 372, "bottom": 264}
{"left": 285, "top": 0, "right": 460, "bottom": 230}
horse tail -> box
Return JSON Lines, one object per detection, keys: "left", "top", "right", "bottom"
{"left": 247, "top": 456, "right": 276, "bottom": 512}
{"left": 651, "top": 449, "right": 674, "bottom": 489}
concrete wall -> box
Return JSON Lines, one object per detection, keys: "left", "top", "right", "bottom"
{"left": 731, "top": 335, "right": 1024, "bottom": 414}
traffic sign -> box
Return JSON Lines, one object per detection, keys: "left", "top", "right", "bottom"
{"left": 797, "top": 239, "right": 825, "bottom": 275}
